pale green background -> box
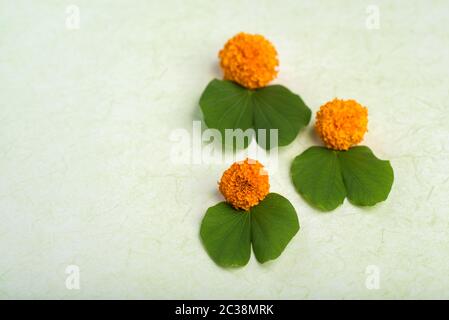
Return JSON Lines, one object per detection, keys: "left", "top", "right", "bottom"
{"left": 1, "top": 0, "right": 448, "bottom": 299}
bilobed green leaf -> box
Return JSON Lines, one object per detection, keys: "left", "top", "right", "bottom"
{"left": 200, "top": 202, "right": 251, "bottom": 267}
{"left": 199, "top": 79, "right": 311, "bottom": 149}
{"left": 200, "top": 193, "right": 300, "bottom": 267}
{"left": 290, "top": 146, "right": 394, "bottom": 211}
{"left": 291, "top": 147, "right": 346, "bottom": 211}
{"left": 250, "top": 193, "right": 300, "bottom": 263}
{"left": 338, "top": 146, "right": 394, "bottom": 206}
{"left": 253, "top": 85, "right": 311, "bottom": 149}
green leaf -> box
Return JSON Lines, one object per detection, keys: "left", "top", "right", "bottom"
{"left": 200, "top": 193, "right": 300, "bottom": 267}
{"left": 338, "top": 146, "right": 394, "bottom": 206}
{"left": 199, "top": 79, "right": 311, "bottom": 149}
{"left": 253, "top": 85, "right": 311, "bottom": 148}
{"left": 200, "top": 202, "right": 251, "bottom": 267}
{"left": 250, "top": 193, "right": 300, "bottom": 263}
{"left": 290, "top": 146, "right": 394, "bottom": 211}
{"left": 291, "top": 147, "right": 346, "bottom": 211}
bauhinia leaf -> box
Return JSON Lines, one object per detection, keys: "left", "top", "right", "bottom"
{"left": 199, "top": 79, "right": 311, "bottom": 149}
{"left": 290, "top": 146, "right": 394, "bottom": 211}
{"left": 200, "top": 194, "right": 300, "bottom": 267}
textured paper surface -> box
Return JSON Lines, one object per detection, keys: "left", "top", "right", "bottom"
{"left": 1, "top": 0, "right": 448, "bottom": 299}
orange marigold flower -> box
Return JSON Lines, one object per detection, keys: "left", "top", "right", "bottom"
{"left": 218, "top": 32, "right": 279, "bottom": 89}
{"left": 219, "top": 159, "right": 270, "bottom": 211}
{"left": 315, "top": 98, "right": 368, "bottom": 151}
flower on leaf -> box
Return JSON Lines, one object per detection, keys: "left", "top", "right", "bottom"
{"left": 200, "top": 159, "right": 299, "bottom": 268}
{"left": 315, "top": 98, "right": 368, "bottom": 151}
{"left": 291, "top": 98, "right": 393, "bottom": 212}
{"left": 219, "top": 158, "right": 269, "bottom": 211}
{"left": 219, "top": 32, "right": 279, "bottom": 89}
{"left": 200, "top": 32, "right": 310, "bottom": 150}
